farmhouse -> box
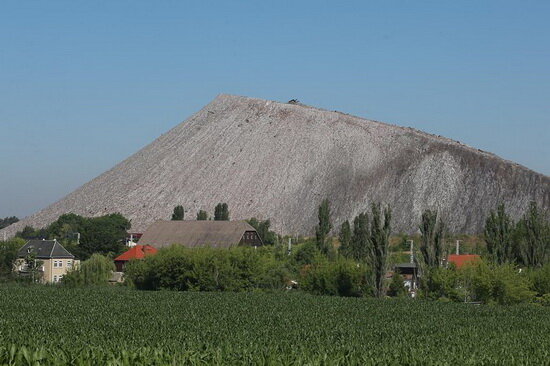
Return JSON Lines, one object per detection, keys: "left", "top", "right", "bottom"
{"left": 114, "top": 244, "right": 157, "bottom": 271}
{"left": 14, "top": 239, "right": 79, "bottom": 283}
{"left": 138, "top": 220, "right": 263, "bottom": 249}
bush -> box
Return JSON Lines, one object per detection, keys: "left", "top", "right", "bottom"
{"left": 300, "top": 258, "right": 368, "bottom": 297}
{"left": 62, "top": 254, "right": 114, "bottom": 286}
{"left": 528, "top": 263, "right": 550, "bottom": 296}
{"left": 387, "top": 272, "right": 407, "bottom": 297}
{"left": 125, "top": 246, "right": 288, "bottom": 292}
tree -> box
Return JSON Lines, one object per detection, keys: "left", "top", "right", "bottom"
{"left": 388, "top": 272, "right": 407, "bottom": 297}
{"left": 214, "top": 203, "right": 230, "bottom": 221}
{"left": 338, "top": 220, "right": 352, "bottom": 257}
{"left": 516, "top": 202, "right": 550, "bottom": 268}
{"left": 77, "top": 214, "right": 130, "bottom": 259}
{"left": 484, "top": 204, "right": 514, "bottom": 264}
{"left": 15, "top": 226, "right": 47, "bottom": 240}
{"left": 0, "top": 238, "right": 25, "bottom": 279}
{"left": 368, "top": 203, "right": 392, "bottom": 298}
{"left": 419, "top": 210, "right": 446, "bottom": 268}
{"left": 171, "top": 205, "right": 185, "bottom": 220}
{"left": 0, "top": 216, "right": 19, "bottom": 230}
{"left": 63, "top": 254, "right": 114, "bottom": 286}
{"left": 350, "top": 212, "right": 369, "bottom": 261}
{"left": 247, "top": 218, "right": 277, "bottom": 245}
{"left": 196, "top": 210, "right": 209, "bottom": 220}
{"left": 23, "top": 251, "right": 43, "bottom": 283}
{"left": 315, "top": 199, "right": 332, "bottom": 255}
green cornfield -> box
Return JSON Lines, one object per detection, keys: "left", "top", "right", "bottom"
{"left": 1, "top": 285, "right": 549, "bottom": 365}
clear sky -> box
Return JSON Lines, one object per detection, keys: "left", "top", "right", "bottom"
{"left": 1, "top": 1, "right": 549, "bottom": 219}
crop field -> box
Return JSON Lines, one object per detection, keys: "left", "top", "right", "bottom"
{"left": 1, "top": 286, "right": 549, "bottom": 365}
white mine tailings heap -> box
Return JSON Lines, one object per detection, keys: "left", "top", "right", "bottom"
{"left": 2, "top": 94, "right": 549, "bottom": 237}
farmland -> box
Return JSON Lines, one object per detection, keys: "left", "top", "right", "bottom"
{"left": 1, "top": 286, "right": 550, "bottom": 365}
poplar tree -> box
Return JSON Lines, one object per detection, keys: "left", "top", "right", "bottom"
{"left": 350, "top": 212, "right": 369, "bottom": 261}
{"left": 517, "top": 202, "right": 550, "bottom": 267}
{"left": 484, "top": 203, "right": 514, "bottom": 264}
{"left": 419, "top": 209, "right": 445, "bottom": 268}
{"left": 338, "top": 220, "right": 352, "bottom": 257}
{"left": 171, "top": 205, "right": 184, "bottom": 221}
{"left": 214, "top": 203, "right": 230, "bottom": 221}
{"left": 369, "top": 203, "right": 392, "bottom": 298}
{"left": 196, "top": 210, "right": 209, "bottom": 220}
{"left": 315, "top": 199, "right": 332, "bottom": 255}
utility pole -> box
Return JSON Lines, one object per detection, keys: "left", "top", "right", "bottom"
{"left": 287, "top": 237, "right": 292, "bottom": 255}
{"left": 456, "top": 240, "right": 460, "bottom": 255}
{"left": 408, "top": 240, "right": 414, "bottom": 263}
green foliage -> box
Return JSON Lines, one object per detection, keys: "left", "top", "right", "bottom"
{"left": 196, "top": 210, "right": 209, "bottom": 220}
{"left": 388, "top": 272, "right": 407, "bottom": 297}
{"left": 484, "top": 203, "right": 515, "bottom": 264}
{"left": 171, "top": 205, "right": 184, "bottom": 220}
{"left": 350, "top": 212, "right": 369, "bottom": 261}
{"left": 2, "top": 286, "right": 550, "bottom": 364}
{"left": 0, "top": 216, "right": 19, "bottom": 230}
{"left": 419, "top": 210, "right": 446, "bottom": 268}
{"left": 528, "top": 263, "right": 550, "bottom": 296}
{"left": 292, "top": 240, "right": 320, "bottom": 266}
{"left": 315, "top": 199, "right": 332, "bottom": 255}
{"left": 15, "top": 226, "right": 47, "bottom": 240}
{"left": 368, "top": 203, "right": 391, "bottom": 298}
{"left": 423, "top": 261, "right": 535, "bottom": 305}
{"left": 0, "top": 238, "right": 25, "bottom": 280}
{"left": 77, "top": 214, "right": 130, "bottom": 259}
{"left": 421, "top": 266, "right": 464, "bottom": 302}
{"left": 22, "top": 252, "right": 44, "bottom": 283}
{"left": 300, "top": 257, "right": 368, "bottom": 297}
{"left": 516, "top": 201, "right": 550, "bottom": 268}
{"left": 62, "top": 254, "right": 114, "bottom": 286}
{"left": 214, "top": 203, "right": 230, "bottom": 221}
{"left": 338, "top": 220, "right": 351, "bottom": 257}
{"left": 247, "top": 218, "right": 278, "bottom": 245}
{"left": 126, "top": 246, "right": 285, "bottom": 292}
{"left": 17, "top": 213, "right": 130, "bottom": 260}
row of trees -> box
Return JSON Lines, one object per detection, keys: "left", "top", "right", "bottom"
{"left": 14, "top": 213, "right": 131, "bottom": 260}
{"left": 313, "top": 198, "right": 549, "bottom": 299}
{"left": 170, "top": 203, "right": 230, "bottom": 221}
{"left": 0, "top": 216, "right": 19, "bottom": 230}
{"left": 485, "top": 202, "right": 550, "bottom": 267}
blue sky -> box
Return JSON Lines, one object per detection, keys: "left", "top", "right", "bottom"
{"left": 1, "top": 1, "right": 549, "bottom": 218}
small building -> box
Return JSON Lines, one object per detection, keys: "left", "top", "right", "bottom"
{"left": 114, "top": 244, "right": 157, "bottom": 272}
{"left": 394, "top": 262, "right": 419, "bottom": 294}
{"left": 447, "top": 254, "right": 481, "bottom": 269}
{"left": 138, "top": 220, "right": 263, "bottom": 249}
{"left": 14, "top": 239, "right": 79, "bottom": 284}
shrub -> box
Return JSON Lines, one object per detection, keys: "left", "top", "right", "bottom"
{"left": 62, "top": 254, "right": 114, "bottom": 286}
{"left": 300, "top": 258, "right": 368, "bottom": 297}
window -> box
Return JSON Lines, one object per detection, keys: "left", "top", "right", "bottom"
{"left": 53, "top": 261, "right": 58, "bottom": 268}
{"left": 53, "top": 275, "right": 57, "bottom": 282}
{"left": 67, "top": 261, "right": 72, "bottom": 268}
{"left": 58, "top": 261, "right": 63, "bottom": 268}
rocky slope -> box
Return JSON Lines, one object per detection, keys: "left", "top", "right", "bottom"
{"left": 2, "top": 94, "right": 548, "bottom": 237}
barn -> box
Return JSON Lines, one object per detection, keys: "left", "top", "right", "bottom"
{"left": 137, "top": 220, "right": 264, "bottom": 249}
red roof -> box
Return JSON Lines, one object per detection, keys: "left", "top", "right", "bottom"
{"left": 115, "top": 245, "right": 157, "bottom": 262}
{"left": 448, "top": 254, "right": 481, "bottom": 269}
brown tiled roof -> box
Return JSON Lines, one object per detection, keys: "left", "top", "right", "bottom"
{"left": 137, "top": 220, "right": 258, "bottom": 249}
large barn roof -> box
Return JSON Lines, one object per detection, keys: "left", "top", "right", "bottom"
{"left": 137, "top": 220, "right": 258, "bottom": 249}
